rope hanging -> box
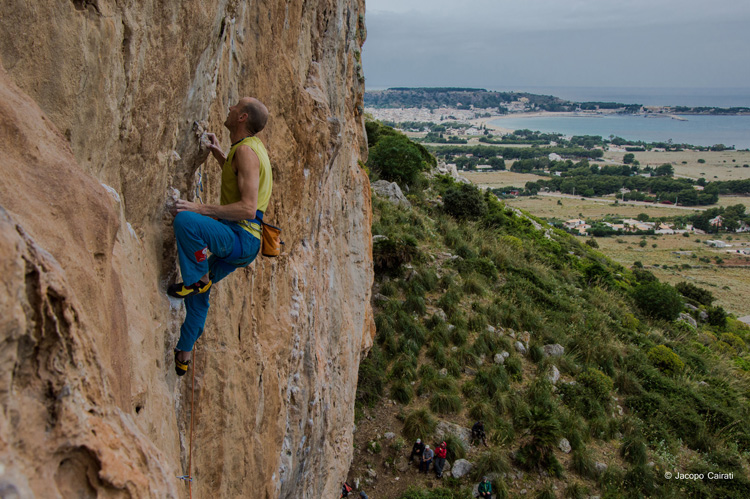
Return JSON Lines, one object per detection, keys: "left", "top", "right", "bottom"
{"left": 177, "top": 344, "right": 200, "bottom": 498}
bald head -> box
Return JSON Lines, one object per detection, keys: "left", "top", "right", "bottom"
{"left": 239, "top": 97, "right": 268, "bottom": 136}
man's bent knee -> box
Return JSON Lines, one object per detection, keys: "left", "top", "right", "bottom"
{"left": 174, "top": 211, "right": 202, "bottom": 233}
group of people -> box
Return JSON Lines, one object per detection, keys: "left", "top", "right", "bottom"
{"left": 408, "top": 439, "right": 448, "bottom": 478}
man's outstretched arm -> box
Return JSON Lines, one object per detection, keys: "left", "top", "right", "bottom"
{"left": 175, "top": 145, "right": 260, "bottom": 221}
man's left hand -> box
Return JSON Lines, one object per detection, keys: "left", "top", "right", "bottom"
{"left": 174, "top": 199, "right": 202, "bottom": 215}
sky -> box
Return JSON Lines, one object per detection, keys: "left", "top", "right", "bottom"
{"left": 363, "top": 0, "right": 750, "bottom": 93}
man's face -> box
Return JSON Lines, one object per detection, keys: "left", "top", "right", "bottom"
{"left": 224, "top": 98, "right": 251, "bottom": 129}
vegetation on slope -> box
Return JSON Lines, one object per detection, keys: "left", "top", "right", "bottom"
{"left": 354, "top": 121, "right": 750, "bottom": 498}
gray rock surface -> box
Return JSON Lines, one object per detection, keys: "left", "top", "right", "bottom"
{"left": 494, "top": 353, "right": 505, "bottom": 364}
{"left": 547, "top": 365, "right": 560, "bottom": 384}
{"left": 678, "top": 313, "right": 698, "bottom": 328}
{"left": 372, "top": 180, "right": 411, "bottom": 207}
{"left": 543, "top": 344, "right": 565, "bottom": 357}
{"left": 451, "top": 459, "right": 473, "bottom": 479}
{"left": 515, "top": 341, "right": 527, "bottom": 355}
{"left": 558, "top": 438, "right": 571, "bottom": 454}
{"left": 435, "top": 421, "right": 473, "bottom": 449}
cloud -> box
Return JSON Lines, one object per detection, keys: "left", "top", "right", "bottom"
{"left": 363, "top": 1, "right": 750, "bottom": 88}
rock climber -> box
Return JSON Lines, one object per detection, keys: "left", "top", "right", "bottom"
{"left": 168, "top": 97, "right": 272, "bottom": 376}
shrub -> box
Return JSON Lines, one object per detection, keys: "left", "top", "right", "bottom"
{"left": 368, "top": 133, "right": 426, "bottom": 187}
{"left": 564, "top": 482, "right": 590, "bottom": 499}
{"left": 675, "top": 281, "right": 714, "bottom": 306}
{"left": 578, "top": 368, "right": 613, "bottom": 401}
{"left": 462, "top": 275, "right": 487, "bottom": 296}
{"left": 504, "top": 356, "right": 523, "bottom": 381}
{"left": 572, "top": 448, "right": 597, "bottom": 479}
{"left": 442, "top": 433, "right": 467, "bottom": 463}
{"left": 585, "top": 238, "right": 599, "bottom": 249}
{"left": 631, "top": 281, "right": 683, "bottom": 321}
{"left": 472, "top": 447, "right": 510, "bottom": 479}
{"left": 356, "top": 345, "right": 387, "bottom": 406}
{"left": 620, "top": 434, "right": 648, "bottom": 465}
{"left": 707, "top": 305, "right": 728, "bottom": 328}
{"left": 403, "top": 408, "right": 437, "bottom": 441}
{"left": 438, "top": 288, "right": 462, "bottom": 317}
{"left": 403, "top": 294, "right": 426, "bottom": 315}
{"left": 469, "top": 402, "right": 496, "bottom": 426}
{"left": 373, "top": 236, "right": 419, "bottom": 275}
{"left": 647, "top": 345, "right": 685, "bottom": 376}
{"left": 429, "top": 392, "right": 462, "bottom": 414}
{"left": 443, "top": 183, "right": 488, "bottom": 219}
{"left": 391, "top": 381, "right": 414, "bottom": 404}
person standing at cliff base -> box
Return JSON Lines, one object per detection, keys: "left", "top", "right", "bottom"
{"left": 169, "top": 97, "right": 272, "bottom": 376}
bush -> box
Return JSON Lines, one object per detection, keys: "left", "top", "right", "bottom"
{"left": 391, "top": 381, "right": 414, "bottom": 404}
{"left": 403, "top": 408, "right": 437, "bottom": 441}
{"left": 675, "top": 281, "right": 715, "bottom": 306}
{"left": 469, "top": 402, "right": 496, "bottom": 426}
{"left": 631, "top": 281, "right": 683, "bottom": 321}
{"left": 429, "top": 391, "right": 463, "bottom": 414}
{"left": 368, "top": 133, "right": 426, "bottom": 187}
{"left": 356, "top": 345, "right": 387, "bottom": 406}
{"left": 578, "top": 368, "right": 614, "bottom": 401}
{"left": 442, "top": 183, "right": 488, "bottom": 219}
{"left": 707, "top": 305, "right": 728, "bottom": 328}
{"left": 442, "top": 433, "right": 467, "bottom": 463}
{"left": 373, "top": 236, "right": 419, "bottom": 275}
{"left": 472, "top": 447, "right": 510, "bottom": 479}
{"left": 647, "top": 345, "right": 685, "bottom": 376}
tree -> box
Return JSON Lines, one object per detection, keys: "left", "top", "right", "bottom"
{"left": 442, "top": 183, "right": 488, "bottom": 220}
{"left": 654, "top": 163, "right": 674, "bottom": 177}
{"left": 631, "top": 282, "right": 683, "bottom": 321}
{"left": 623, "top": 153, "right": 635, "bottom": 164}
{"left": 368, "top": 134, "right": 426, "bottom": 187}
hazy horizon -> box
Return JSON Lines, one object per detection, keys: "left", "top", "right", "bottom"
{"left": 364, "top": 0, "right": 750, "bottom": 94}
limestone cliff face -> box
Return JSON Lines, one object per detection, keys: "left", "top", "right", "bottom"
{"left": 0, "top": 1, "right": 373, "bottom": 497}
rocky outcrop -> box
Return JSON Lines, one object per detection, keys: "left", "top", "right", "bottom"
{"left": 0, "top": 1, "right": 373, "bottom": 498}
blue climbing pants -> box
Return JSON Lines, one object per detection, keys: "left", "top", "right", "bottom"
{"left": 173, "top": 211, "right": 260, "bottom": 352}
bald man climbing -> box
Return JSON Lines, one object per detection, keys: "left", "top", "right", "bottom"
{"left": 168, "top": 97, "right": 272, "bottom": 376}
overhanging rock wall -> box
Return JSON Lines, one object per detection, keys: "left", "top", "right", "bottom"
{"left": 0, "top": 1, "right": 373, "bottom": 497}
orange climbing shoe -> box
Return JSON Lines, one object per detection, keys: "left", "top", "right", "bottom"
{"left": 174, "top": 349, "right": 190, "bottom": 376}
{"left": 167, "top": 279, "right": 212, "bottom": 299}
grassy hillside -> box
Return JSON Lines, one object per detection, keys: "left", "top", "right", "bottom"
{"left": 349, "top": 122, "right": 750, "bottom": 498}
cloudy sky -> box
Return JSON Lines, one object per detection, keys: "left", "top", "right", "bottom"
{"left": 363, "top": 0, "right": 750, "bottom": 93}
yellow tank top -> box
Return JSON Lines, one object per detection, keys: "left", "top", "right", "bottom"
{"left": 220, "top": 136, "right": 272, "bottom": 239}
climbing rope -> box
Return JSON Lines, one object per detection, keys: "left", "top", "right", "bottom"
{"left": 177, "top": 344, "right": 200, "bottom": 498}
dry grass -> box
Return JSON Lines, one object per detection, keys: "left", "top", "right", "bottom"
{"left": 595, "top": 233, "right": 750, "bottom": 314}
{"left": 602, "top": 149, "right": 750, "bottom": 181}
{"left": 502, "top": 194, "right": 704, "bottom": 220}
{"left": 463, "top": 171, "right": 548, "bottom": 189}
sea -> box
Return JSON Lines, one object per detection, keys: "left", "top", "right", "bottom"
{"left": 487, "top": 86, "right": 750, "bottom": 150}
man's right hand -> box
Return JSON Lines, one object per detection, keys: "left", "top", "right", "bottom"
{"left": 204, "top": 132, "right": 227, "bottom": 164}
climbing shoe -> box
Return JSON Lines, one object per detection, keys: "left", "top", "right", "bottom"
{"left": 167, "top": 279, "right": 212, "bottom": 299}
{"left": 174, "top": 349, "right": 190, "bottom": 376}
